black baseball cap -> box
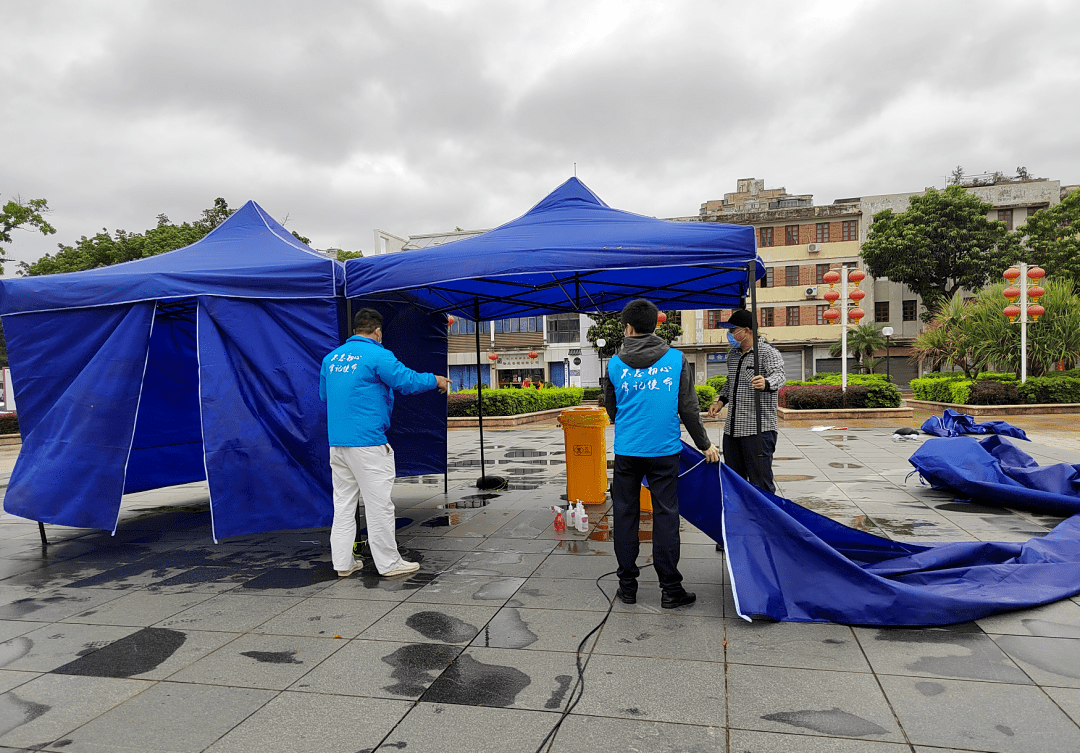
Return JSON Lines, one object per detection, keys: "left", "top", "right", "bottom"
{"left": 721, "top": 309, "right": 755, "bottom": 329}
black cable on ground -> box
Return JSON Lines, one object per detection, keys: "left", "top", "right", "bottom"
{"left": 533, "top": 563, "right": 656, "bottom": 753}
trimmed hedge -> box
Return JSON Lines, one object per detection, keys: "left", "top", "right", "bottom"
{"left": 0, "top": 413, "right": 17, "bottom": 435}
{"left": 706, "top": 375, "right": 726, "bottom": 392}
{"left": 695, "top": 385, "right": 716, "bottom": 413}
{"left": 1017, "top": 375, "right": 1080, "bottom": 404}
{"left": 911, "top": 376, "right": 970, "bottom": 401}
{"left": 976, "top": 371, "right": 1018, "bottom": 383}
{"left": 968, "top": 380, "right": 1021, "bottom": 405}
{"left": 582, "top": 387, "right": 602, "bottom": 401}
{"left": 448, "top": 387, "right": 584, "bottom": 417}
{"left": 779, "top": 382, "right": 901, "bottom": 409}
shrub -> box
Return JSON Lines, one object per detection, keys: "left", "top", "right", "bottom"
{"left": 695, "top": 385, "right": 716, "bottom": 413}
{"left": 0, "top": 413, "right": 18, "bottom": 435}
{"left": 911, "top": 376, "right": 971, "bottom": 402}
{"left": 706, "top": 375, "right": 726, "bottom": 392}
{"left": 920, "top": 371, "right": 969, "bottom": 380}
{"left": 947, "top": 379, "right": 974, "bottom": 405}
{"left": 447, "top": 387, "right": 584, "bottom": 417}
{"left": 865, "top": 382, "right": 902, "bottom": 408}
{"left": 806, "top": 372, "right": 889, "bottom": 385}
{"left": 976, "top": 371, "right": 1018, "bottom": 383}
{"left": 582, "top": 387, "right": 602, "bottom": 401}
{"left": 968, "top": 380, "right": 1021, "bottom": 405}
{"left": 1016, "top": 375, "right": 1080, "bottom": 404}
{"left": 783, "top": 385, "right": 872, "bottom": 410}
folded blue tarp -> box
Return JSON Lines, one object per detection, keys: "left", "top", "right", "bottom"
{"left": 908, "top": 435, "right": 1080, "bottom": 517}
{"left": 676, "top": 443, "right": 1080, "bottom": 625}
{"left": 921, "top": 408, "right": 1028, "bottom": 440}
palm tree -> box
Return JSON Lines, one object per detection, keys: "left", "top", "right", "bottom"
{"left": 829, "top": 323, "right": 888, "bottom": 373}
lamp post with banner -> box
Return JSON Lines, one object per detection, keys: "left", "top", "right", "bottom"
{"left": 1002, "top": 263, "right": 1046, "bottom": 384}
{"left": 882, "top": 326, "right": 893, "bottom": 383}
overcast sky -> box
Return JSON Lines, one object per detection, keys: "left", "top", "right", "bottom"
{"left": 2, "top": 0, "right": 1077, "bottom": 273}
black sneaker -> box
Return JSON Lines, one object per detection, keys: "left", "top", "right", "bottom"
{"left": 353, "top": 539, "right": 370, "bottom": 559}
{"left": 661, "top": 589, "right": 697, "bottom": 609}
{"left": 615, "top": 586, "right": 637, "bottom": 605}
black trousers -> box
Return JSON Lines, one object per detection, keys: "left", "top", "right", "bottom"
{"left": 722, "top": 431, "right": 778, "bottom": 494}
{"left": 611, "top": 453, "right": 683, "bottom": 592}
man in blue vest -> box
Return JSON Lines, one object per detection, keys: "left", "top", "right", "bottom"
{"left": 320, "top": 308, "right": 450, "bottom": 579}
{"left": 603, "top": 299, "right": 720, "bottom": 608}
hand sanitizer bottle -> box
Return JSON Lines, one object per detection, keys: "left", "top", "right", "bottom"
{"left": 576, "top": 502, "right": 589, "bottom": 532}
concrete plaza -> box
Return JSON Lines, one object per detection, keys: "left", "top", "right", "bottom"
{"left": 0, "top": 409, "right": 1077, "bottom": 752}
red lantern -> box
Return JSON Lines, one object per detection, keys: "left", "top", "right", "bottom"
{"left": 823, "top": 270, "right": 841, "bottom": 287}
{"left": 657, "top": 311, "right": 668, "bottom": 323}
{"left": 823, "top": 289, "right": 840, "bottom": 303}
{"left": 847, "top": 269, "right": 866, "bottom": 288}
{"left": 1003, "top": 267, "right": 1021, "bottom": 281}
{"left": 1027, "top": 266, "right": 1046, "bottom": 281}
{"left": 1028, "top": 304, "right": 1045, "bottom": 321}
{"left": 1003, "top": 286, "right": 1021, "bottom": 302}
{"left": 488, "top": 353, "right": 499, "bottom": 362}
{"left": 1003, "top": 304, "right": 1021, "bottom": 322}
{"left": 1027, "top": 285, "right": 1046, "bottom": 301}
{"left": 848, "top": 307, "right": 865, "bottom": 322}
{"left": 527, "top": 350, "right": 539, "bottom": 360}
{"left": 823, "top": 308, "right": 840, "bottom": 324}
{"left": 447, "top": 315, "right": 456, "bottom": 326}
{"left": 849, "top": 288, "right": 866, "bottom": 303}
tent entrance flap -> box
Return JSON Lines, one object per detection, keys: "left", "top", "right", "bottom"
{"left": 124, "top": 298, "right": 206, "bottom": 494}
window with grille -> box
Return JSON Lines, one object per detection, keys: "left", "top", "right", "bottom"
{"left": 785, "top": 225, "right": 799, "bottom": 245}
{"left": 706, "top": 310, "right": 725, "bottom": 329}
{"left": 759, "top": 267, "right": 774, "bottom": 288}
{"left": 816, "top": 305, "right": 828, "bottom": 325}
{"left": 760, "top": 307, "right": 774, "bottom": 327}
{"left": 815, "top": 223, "right": 830, "bottom": 243}
{"left": 786, "top": 306, "right": 800, "bottom": 326}
{"left": 874, "top": 301, "right": 890, "bottom": 323}
{"left": 816, "top": 264, "right": 830, "bottom": 284}
{"left": 842, "top": 220, "right": 858, "bottom": 241}
{"left": 759, "top": 227, "right": 774, "bottom": 247}
{"left": 785, "top": 265, "right": 799, "bottom": 286}
{"left": 998, "top": 209, "right": 1013, "bottom": 231}
{"left": 546, "top": 313, "right": 580, "bottom": 343}
{"left": 902, "top": 300, "right": 917, "bottom": 321}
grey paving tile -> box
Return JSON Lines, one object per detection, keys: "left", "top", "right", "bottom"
{"left": 726, "top": 664, "right": 905, "bottom": 743}
{"left": 57, "top": 681, "right": 276, "bottom": 752}
{"left": 0, "top": 623, "right": 137, "bottom": 672}
{"left": 0, "top": 588, "right": 126, "bottom": 623}
{"left": 0, "top": 670, "right": 39, "bottom": 695}
{"left": 377, "top": 701, "right": 558, "bottom": 753}
{"left": 317, "top": 569, "right": 437, "bottom": 602}
{"left": 251, "top": 596, "right": 398, "bottom": 639}
{"left": 728, "top": 730, "right": 910, "bottom": 752}
{"left": 976, "top": 600, "right": 1080, "bottom": 637}
{"left": 165, "top": 633, "right": 343, "bottom": 690}
{"left": 361, "top": 602, "right": 499, "bottom": 645}
{"left": 592, "top": 610, "right": 724, "bottom": 661}
{"left": 878, "top": 674, "right": 1080, "bottom": 753}
{"left": 0, "top": 624, "right": 35, "bottom": 646}
{"left": 0, "top": 674, "right": 151, "bottom": 748}
{"left": 470, "top": 607, "right": 602, "bottom": 653}
{"left": 406, "top": 575, "right": 527, "bottom": 607}
{"left": 548, "top": 539, "right": 615, "bottom": 556}
{"left": 510, "top": 577, "right": 618, "bottom": 613}
{"left": 442, "top": 551, "right": 547, "bottom": 578}
{"left": 421, "top": 645, "right": 581, "bottom": 712}
{"left": 153, "top": 593, "right": 304, "bottom": 632}
{"left": 990, "top": 634, "right": 1080, "bottom": 688}
{"left": 290, "top": 638, "right": 461, "bottom": 699}
{"left": 854, "top": 625, "right": 1033, "bottom": 684}
{"left": 58, "top": 590, "right": 213, "bottom": 627}
{"left": 531, "top": 554, "right": 620, "bottom": 581}
{"left": 572, "top": 654, "right": 725, "bottom": 725}
{"left": 399, "top": 535, "right": 482, "bottom": 552}
{"left": 1045, "top": 686, "right": 1080, "bottom": 726}
{"left": 203, "top": 691, "right": 412, "bottom": 753}
{"left": 473, "top": 537, "right": 558, "bottom": 554}
{"left": 725, "top": 620, "right": 871, "bottom": 673}
{"left": 549, "top": 714, "right": 726, "bottom": 752}
{"left": 611, "top": 581, "right": 727, "bottom": 618}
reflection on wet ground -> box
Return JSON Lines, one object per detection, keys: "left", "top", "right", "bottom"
{"left": 774, "top": 475, "right": 816, "bottom": 482}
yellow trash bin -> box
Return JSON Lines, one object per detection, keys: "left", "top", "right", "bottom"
{"left": 556, "top": 405, "right": 609, "bottom": 505}
{"left": 639, "top": 484, "right": 653, "bottom": 513}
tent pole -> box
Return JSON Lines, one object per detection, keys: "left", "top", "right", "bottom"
{"left": 38, "top": 521, "right": 47, "bottom": 547}
{"left": 748, "top": 262, "right": 765, "bottom": 473}
{"left": 473, "top": 299, "right": 506, "bottom": 491}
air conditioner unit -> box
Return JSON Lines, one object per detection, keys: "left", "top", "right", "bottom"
{"left": 805, "top": 286, "right": 819, "bottom": 298}
{"left": 807, "top": 243, "right": 821, "bottom": 253}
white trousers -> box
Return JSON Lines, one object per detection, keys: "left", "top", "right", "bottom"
{"left": 329, "top": 445, "right": 404, "bottom": 574}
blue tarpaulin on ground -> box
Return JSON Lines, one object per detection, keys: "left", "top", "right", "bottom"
{"left": 0, "top": 201, "right": 447, "bottom": 539}
{"left": 921, "top": 408, "right": 1028, "bottom": 440}
{"left": 676, "top": 443, "right": 1080, "bottom": 625}
{"left": 908, "top": 435, "right": 1080, "bottom": 517}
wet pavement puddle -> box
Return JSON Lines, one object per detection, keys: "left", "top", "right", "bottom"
{"left": 381, "top": 643, "right": 460, "bottom": 696}
{"left": 52, "top": 627, "right": 186, "bottom": 677}
{"left": 240, "top": 650, "right": 302, "bottom": 664}
{"left": 406, "top": 611, "right": 479, "bottom": 643}
{"left": 0, "top": 693, "right": 49, "bottom": 736}
{"left": 761, "top": 708, "right": 888, "bottom": 737}
{"left": 422, "top": 653, "right": 531, "bottom": 707}
{"left": 476, "top": 609, "right": 538, "bottom": 649}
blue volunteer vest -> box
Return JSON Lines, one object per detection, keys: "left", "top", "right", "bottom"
{"left": 608, "top": 348, "right": 684, "bottom": 457}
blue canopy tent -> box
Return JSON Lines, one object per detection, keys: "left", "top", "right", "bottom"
{"left": 345, "top": 177, "right": 764, "bottom": 486}
{"left": 1, "top": 201, "right": 379, "bottom": 541}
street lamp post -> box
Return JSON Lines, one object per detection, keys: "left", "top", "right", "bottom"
{"left": 882, "top": 326, "right": 894, "bottom": 383}
{"left": 596, "top": 338, "right": 607, "bottom": 391}
{"left": 1003, "top": 264, "right": 1046, "bottom": 384}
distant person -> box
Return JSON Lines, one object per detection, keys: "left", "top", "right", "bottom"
{"left": 708, "top": 308, "right": 785, "bottom": 493}
{"left": 603, "top": 298, "right": 720, "bottom": 609}
{"left": 320, "top": 308, "right": 450, "bottom": 578}
{"left": 522, "top": 377, "right": 532, "bottom": 389}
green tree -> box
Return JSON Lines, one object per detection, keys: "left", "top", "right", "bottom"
{"left": 335, "top": 249, "right": 364, "bottom": 262}
{"left": 1, "top": 196, "right": 56, "bottom": 274}
{"left": 1008, "top": 188, "right": 1080, "bottom": 284}
{"left": 860, "top": 184, "right": 1010, "bottom": 319}
{"left": 20, "top": 199, "right": 235, "bottom": 276}
{"left": 586, "top": 311, "right": 683, "bottom": 357}
{"left": 828, "top": 323, "right": 887, "bottom": 373}
{"left": 912, "top": 280, "right": 1080, "bottom": 378}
